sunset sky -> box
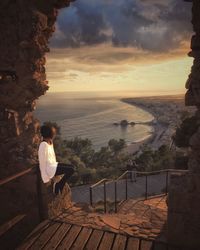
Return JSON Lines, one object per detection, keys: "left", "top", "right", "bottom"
{"left": 46, "top": 0, "right": 193, "bottom": 96}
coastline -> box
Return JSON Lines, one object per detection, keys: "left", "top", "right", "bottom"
{"left": 121, "top": 95, "right": 191, "bottom": 155}
{"left": 124, "top": 135, "right": 154, "bottom": 155}
{"left": 121, "top": 105, "right": 159, "bottom": 155}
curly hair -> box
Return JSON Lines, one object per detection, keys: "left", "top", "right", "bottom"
{"left": 40, "top": 124, "right": 55, "bottom": 139}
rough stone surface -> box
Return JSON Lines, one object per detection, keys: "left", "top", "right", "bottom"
{"left": 0, "top": 0, "right": 74, "bottom": 177}
{"left": 58, "top": 196, "right": 167, "bottom": 241}
{"left": 168, "top": 173, "right": 200, "bottom": 248}
{"left": 47, "top": 181, "right": 72, "bottom": 218}
{"left": 185, "top": 0, "right": 200, "bottom": 107}
{"left": 0, "top": 1, "right": 75, "bottom": 235}
{"left": 168, "top": 1, "right": 200, "bottom": 248}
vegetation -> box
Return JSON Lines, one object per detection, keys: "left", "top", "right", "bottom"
{"left": 134, "top": 145, "right": 175, "bottom": 172}
{"left": 43, "top": 122, "right": 133, "bottom": 186}
{"left": 43, "top": 121, "right": 177, "bottom": 185}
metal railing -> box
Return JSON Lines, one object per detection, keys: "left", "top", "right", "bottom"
{"left": 0, "top": 165, "right": 189, "bottom": 235}
{"left": 90, "top": 178, "right": 112, "bottom": 213}
{"left": 114, "top": 171, "right": 129, "bottom": 212}
{"left": 89, "top": 169, "right": 189, "bottom": 213}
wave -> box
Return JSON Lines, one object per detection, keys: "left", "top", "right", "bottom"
{"left": 35, "top": 97, "right": 154, "bottom": 149}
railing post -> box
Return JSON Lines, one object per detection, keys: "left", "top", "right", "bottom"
{"left": 145, "top": 174, "right": 148, "bottom": 200}
{"left": 166, "top": 170, "right": 169, "bottom": 195}
{"left": 114, "top": 181, "right": 117, "bottom": 213}
{"left": 36, "top": 166, "right": 45, "bottom": 222}
{"left": 125, "top": 172, "right": 128, "bottom": 200}
{"left": 90, "top": 187, "right": 93, "bottom": 207}
{"left": 104, "top": 181, "right": 107, "bottom": 213}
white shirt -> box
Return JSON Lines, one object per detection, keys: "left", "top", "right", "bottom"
{"left": 38, "top": 141, "right": 58, "bottom": 183}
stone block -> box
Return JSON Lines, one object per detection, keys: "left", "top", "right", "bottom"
{"left": 38, "top": 175, "right": 72, "bottom": 219}
{"left": 168, "top": 174, "right": 200, "bottom": 249}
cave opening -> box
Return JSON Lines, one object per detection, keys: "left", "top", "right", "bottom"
{"left": 1, "top": 0, "right": 200, "bottom": 249}
{"left": 35, "top": 0, "right": 193, "bottom": 151}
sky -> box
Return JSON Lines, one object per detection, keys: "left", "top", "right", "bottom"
{"left": 46, "top": 0, "right": 193, "bottom": 96}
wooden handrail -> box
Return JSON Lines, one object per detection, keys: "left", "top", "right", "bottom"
{"left": 115, "top": 169, "right": 188, "bottom": 180}
{"left": 134, "top": 169, "right": 189, "bottom": 175}
{"left": 168, "top": 169, "right": 189, "bottom": 173}
{"left": 0, "top": 164, "right": 44, "bottom": 238}
{"left": 90, "top": 178, "right": 111, "bottom": 188}
{"left": 0, "top": 166, "right": 37, "bottom": 187}
{"left": 116, "top": 170, "right": 129, "bottom": 181}
{"left": 0, "top": 214, "right": 26, "bottom": 237}
{"left": 90, "top": 169, "right": 188, "bottom": 191}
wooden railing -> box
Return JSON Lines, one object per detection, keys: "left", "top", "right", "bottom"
{"left": 89, "top": 169, "right": 189, "bottom": 213}
{"left": 0, "top": 165, "right": 189, "bottom": 236}
{"left": 0, "top": 167, "right": 35, "bottom": 186}
{"left": 0, "top": 164, "right": 44, "bottom": 238}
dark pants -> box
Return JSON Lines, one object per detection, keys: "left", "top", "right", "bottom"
{"left": 55, "top": 163, "right": 75, "bottom": 192}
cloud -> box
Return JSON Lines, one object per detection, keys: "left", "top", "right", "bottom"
{"left": 47, "top": 41, "right": 190, "bottom": 76}
{"left": 50, "top": 0, "right": 192, "bottom": 52}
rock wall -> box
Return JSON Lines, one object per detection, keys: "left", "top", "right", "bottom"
{"left": 0, "top": 0, "right": 74, "bottom": 176}
{"left": 168, "top": 0, "right": 200, "bottom": 248}
{"left": 40, "top": 176, "right": 72, "bottom": 219}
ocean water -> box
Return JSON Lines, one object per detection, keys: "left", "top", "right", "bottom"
{"left": 34, "top": 92, "right": 154, "bottom": 150}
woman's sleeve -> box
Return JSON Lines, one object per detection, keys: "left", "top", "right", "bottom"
{"left": 38, "top": 143, "right": 49, "bottom": 183}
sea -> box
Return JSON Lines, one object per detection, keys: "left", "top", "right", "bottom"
{"left": 34, "top": 92, "right": 154, "bottom": 150}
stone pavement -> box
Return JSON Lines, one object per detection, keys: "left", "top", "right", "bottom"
{"left": 57, "top": 196, "right": 167, "bottom": 242}
{"left": 71, "top": 172, "right": 168, "bottom": 204}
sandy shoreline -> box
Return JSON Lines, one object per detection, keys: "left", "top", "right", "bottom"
{"left": 123, "top": 110, "right": 161, "bottom": 155}
{"left": 124, "top": 136, "right": 153, "bottom": 155}
{"left": 121, "top": 95, "right": 192, "bottom": 155}
{"left": 124, "top": 122, "right": 166, "bottom": 155}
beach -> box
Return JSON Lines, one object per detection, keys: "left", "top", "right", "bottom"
{"left": 123, "top": 95, "right": 196, "bottom": 155}
{"left": 34, "top": 92, "right": 195, "bottom": 154}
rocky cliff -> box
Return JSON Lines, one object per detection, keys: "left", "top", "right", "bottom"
{"left": 168, "top": 0, "right": 200, "bottom": 248}
{"left": 0, "top": 0, "right": 74, "bottom": 176}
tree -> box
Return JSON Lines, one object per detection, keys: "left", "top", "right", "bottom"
{"left": 63, "top": 137, "right": 95, "bottom": 166}
{"left": 108, "top": 139, "right": 126, "bottom": 154}
{"left": 135, "top": 145, "right": 175, "bottom": 171}
{"left": 93, "top": 146, "right": 112, "bottom": 167}
{"left": 135, "top": 146, "right": 154, "bottom": 171}
{"left": 41, "top": 121, "right": 133, "bottom": 185}
{"left": 79, "top": 167, "right": 96, "bottom": 184}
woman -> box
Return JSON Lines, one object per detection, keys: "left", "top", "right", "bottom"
{"left": 38, "top": 124, "right": 75, "bottom": 195}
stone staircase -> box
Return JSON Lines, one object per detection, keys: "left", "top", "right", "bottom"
{"left": 51, "top": 196, "right": 167, "bottom": 242}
